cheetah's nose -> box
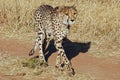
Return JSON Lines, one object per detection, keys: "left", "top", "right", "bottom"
{"left": 71, "top": 19, "right": 74, "bottom": 22}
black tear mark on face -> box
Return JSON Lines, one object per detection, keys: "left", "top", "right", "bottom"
{"left": 67, "top": 25, "right": 70, "bottom": 29}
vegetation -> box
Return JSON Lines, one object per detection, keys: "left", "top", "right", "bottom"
{"left": 0, "top": 52, "right": 93, "bottom": 80}
{"left": 0, "top": 0, "right": 119, "bottom": 79}
{"left": 0, "top": 0, "right": 119, "bottom": 57}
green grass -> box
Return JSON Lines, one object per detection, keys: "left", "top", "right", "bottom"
{"left": 0, "top": 0, "right": 120, "bottom": 57}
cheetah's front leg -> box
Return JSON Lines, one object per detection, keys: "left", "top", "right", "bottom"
{"left": 54, "top": 38, "right": 74, "bottom": 75}
{"left": 54, "top": 39, "right": 64, "bottom": 71}
{"left": 37, "top": 32, "right": 46, "bottom": 64}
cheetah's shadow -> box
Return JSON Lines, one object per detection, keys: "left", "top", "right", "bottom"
{"left": 45, "top": 38, "right": 91, "bottom": 61}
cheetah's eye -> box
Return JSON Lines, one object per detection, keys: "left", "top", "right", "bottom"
{"left": 74, "top": 13, "right": 76, "bottom": 15}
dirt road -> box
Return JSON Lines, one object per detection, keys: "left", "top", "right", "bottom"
{"left": 0, "top": 38, "right": 120, "bottom": 80}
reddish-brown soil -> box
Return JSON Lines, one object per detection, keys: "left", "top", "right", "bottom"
{"left": 0, "top": 38, "right": 120, "bottom": 80}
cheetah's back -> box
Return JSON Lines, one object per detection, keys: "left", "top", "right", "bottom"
{"left": 34, "top": 5, "right": 54, "bottom": 34}
{"left": 34, "top": 5, "right": 54, "bottom": 20}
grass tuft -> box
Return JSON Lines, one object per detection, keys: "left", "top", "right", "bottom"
{"left": 22, "top": 57, "right": 48, "bottom": 68}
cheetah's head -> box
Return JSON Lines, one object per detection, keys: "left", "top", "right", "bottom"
{"left": 55, "top": 6, "right": 77, "bottom": 25}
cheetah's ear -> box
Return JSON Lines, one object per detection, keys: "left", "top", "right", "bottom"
{"left": 54, "top": 6, "right": 64, "bottom": 12}
{"left": 72, "top": 3, "right": 77, "bottom": 8}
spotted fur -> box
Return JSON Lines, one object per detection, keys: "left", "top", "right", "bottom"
{"left": 29, "top": 5, "right": 77, "bottom": 74}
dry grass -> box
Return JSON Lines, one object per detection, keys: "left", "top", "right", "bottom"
{"left": 0, "top": 52, "right": 93, "bottom": 80}
{"left": 0, "top": 0, "right": 120, "bottom": 57}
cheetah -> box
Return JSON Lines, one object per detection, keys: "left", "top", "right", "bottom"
{"left": 29, "top": 5, "right": 77, "bottom": 74}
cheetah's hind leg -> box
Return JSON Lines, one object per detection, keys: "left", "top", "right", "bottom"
{"left": 29, "top": 35, "right": 39, "bottom": 56}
